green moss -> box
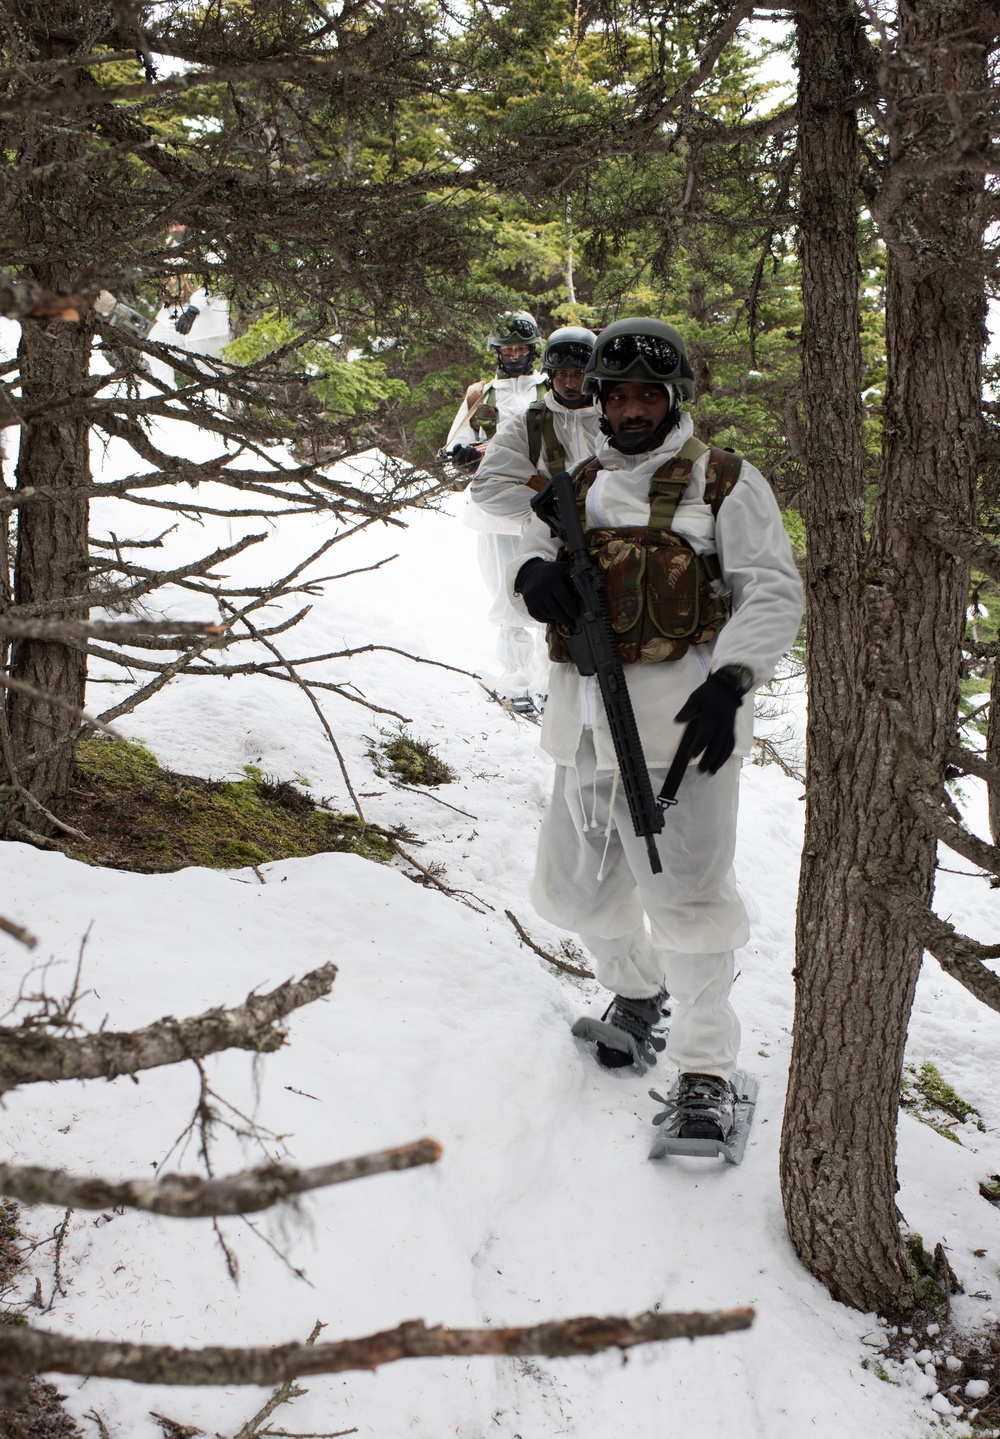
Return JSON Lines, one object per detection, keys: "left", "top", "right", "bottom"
{"left": 900, "top": 1061, "right": 984, "bottom": 1144}
{"left": 903, "top": 1232, "right": 947, "bottom": 1309}
{"left": 371, "top": 730, "right": 455, "bottom": 787}
{"left": 870, "top": 1361, "right": 898, "bottom": 1385}
{"left": 66, "top": 736, "right": 394, "bottom": 873}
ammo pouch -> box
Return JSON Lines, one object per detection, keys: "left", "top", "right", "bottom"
{"left": 547, "top": 438, "right": 742, "bottom": 667}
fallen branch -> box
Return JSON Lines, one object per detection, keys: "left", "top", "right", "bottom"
{"left": 388, "top": 837, "right": 491, "bottom": 914}
{"left": 504, "top": 910, "right": 594, "bottom": 979}
{"left": 0, "top": 917, "right": 37, "bottom": 950}
{"left": 0, "top": 1139, "right": 441, "bottom": 1217}
{"left": 0, "top": 964, "right": 335, "bottom": 1093}
{"left": 233, "top": 1320, "right": 324, "bottom": 1439}
{"left": 0, "top": 1307, "right": 755, "bottom": 1384}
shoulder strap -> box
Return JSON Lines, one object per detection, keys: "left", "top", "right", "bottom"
{"left": 570, "top": 456, "right": 600, "bottom": 528}
{"left": 525, "top": 402, "right": 546, "bottom": 469}
{"left": 647, "top": 436, "right": 708, "bottom": 531}
{"left": 704, "top": 446, "right": 743, "bottom": 517}
{"left": 541, "top": 408, "right": 566, "bottom": 473}
{"left": 526, "top": 401, "right": 569, "bottom": 474}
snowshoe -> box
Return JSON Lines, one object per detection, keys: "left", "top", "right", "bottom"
{"left": 648, "top": 1070, "right": 758, "bottom": 1165}
{"left": 571, "top": 991, "right": 669, "bottom": 1074}
{"left": 509, "top": 691, "right": 540, "bottom": 718}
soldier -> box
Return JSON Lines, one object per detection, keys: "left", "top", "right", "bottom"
{"left": 443, "top": 312, "right": 547, "bottom": 706}
{"left": 469, "top": 326, "right": 602, "bottom": 712}
{"left": 510, "top": 317, "right": 802, "bottom": 1144}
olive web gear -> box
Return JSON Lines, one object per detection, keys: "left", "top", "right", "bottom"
{"left": 582, "top": 318, "right": 695, "bottom": 399}
{"left": 525, "top": 401, "right": 567, "bottom": 472}
{"left": 546, "top": 438, "right": 743, "bottom": 667}
{"left": 470, "top": 379, "right": 546, "bottom": 440}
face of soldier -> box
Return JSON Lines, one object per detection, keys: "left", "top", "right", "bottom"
{"left": 551, "top": 368, "right": 585, "bottom": 402}
{"left": 498, "top": 344, "right": 530, "bottom": 364}
{"left": 603, "top": 381, "right": 670, "bottom": 437}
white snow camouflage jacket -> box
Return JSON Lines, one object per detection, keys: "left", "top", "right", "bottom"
{"left": 469, "top": 389, "right": 603, "bottom": 537}
{"left": 507, "top": 412, "right": 804, "bottom": 769}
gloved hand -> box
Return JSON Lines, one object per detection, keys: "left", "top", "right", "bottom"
{"left": 173, "top": 304, "right": 199, "bottom": 335}
{"left": 515, "top": 557, "right": 581, "bottom": 626}
{"left": 447, "top": 443, "right": 484, "bottom": 467}
{"left": 674, "top": 671, "right": 744, "bottom": 774}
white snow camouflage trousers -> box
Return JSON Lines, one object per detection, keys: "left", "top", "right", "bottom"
{"left": 478, "top": 532, "right": 543, "bottom": 693}
{"left": 531, "top": 730, "right": 748, "bottom": 1079}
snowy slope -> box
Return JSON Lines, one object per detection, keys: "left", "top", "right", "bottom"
{"left": 3, "top": 419, "right": 1000, "bottom": 1439}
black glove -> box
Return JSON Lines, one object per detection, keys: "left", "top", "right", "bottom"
{"left": 515, "top": 557, "right": 581, "bottom": 627}
{"left": 448, "top": 443, "right": 484, "bottom": 468}
{"left": 173, "top": 304, "right": 199, "bottom": 335}
{"left": 674, "top": 670, "right": 746, "bottom": 774}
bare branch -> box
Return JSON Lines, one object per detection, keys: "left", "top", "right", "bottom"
{"left": 504, "top": 910, "right": 594, "bottom": 979}
{"left": 640, "top": 0, "right": 757, "bottom": 131}
{"left": 866, "top": 867, "right": 1000, "bottom": 1011}
{"left": 0, "top": 619, "right": 224, "bottom": 644}
{"left": 0, "top": 1139, "right": 441, "bottom": 1217}
{"left": 0, "top": 1307, "right": 755, "bottom": 1385}
{"left": 907, "top": 782, "right": 1000, "bottom": 876}
{"left": 911, "top": 503, "right": 1000, "bottom": 582}
{"left": 0, "top": 964, "right": 335, "bottom": 1093}
{"left": 947, "top": 743, "right": 1000, "bottom": 788}
{"left": 0, "top": 273, "right": 85, "bottom": 322}
{"left": 0, "top": 918, "right": 37, "bottom": 950}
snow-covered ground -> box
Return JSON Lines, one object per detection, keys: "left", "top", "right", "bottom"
{"left": 3, "top": 414, "right": 1000, "bottom": 1439}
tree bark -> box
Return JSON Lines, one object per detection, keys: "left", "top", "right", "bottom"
{"left": 781, "top": 0, "right": 990, "bottom": 1312}
{"left": 1, "top": 7, "right": 98, "bottom": 824}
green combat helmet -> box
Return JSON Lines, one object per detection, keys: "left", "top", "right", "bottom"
{"left": 487, "top": 310, "right": 542, "bottom": 376}
{"left": 583, "top": 318, "right": 695, "bottom": 453}
{"left": 541, "top": 325, "right": 597, "bottom": 374}
{"left": 582, "top": 317, "right": 695, "bottom": 401}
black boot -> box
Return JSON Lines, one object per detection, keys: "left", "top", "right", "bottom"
{"left": 594, "top": 991, "right": 669, "bottom": 1069}
{"left": 672, "top": 1073, "right": 735, "bottom": 1140}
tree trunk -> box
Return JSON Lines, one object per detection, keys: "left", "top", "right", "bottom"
{"left": 0, "top": 8, "right": 97, "bottom": 830}
{"left": 988, "top": 660, "right": 1000, "bottom": 844}
{"left": 781, "top": 0, "right": 989, "bottom": 1313}
{"left": 6, "top": 317, "right": 92, "bottom": 815}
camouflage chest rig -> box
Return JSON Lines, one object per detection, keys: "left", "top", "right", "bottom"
{"left": 547, "top": 436, "right": 743, "bottom": 666}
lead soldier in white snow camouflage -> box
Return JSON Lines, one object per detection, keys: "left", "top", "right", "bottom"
{"left": 444, "top": 311, "right": 548, "bottom": 703}
{"left": 510, "top": 318, "right": 803, "bottom": 1146}
{"left": 469, "top": 326, "right": 602, "bottom": 713}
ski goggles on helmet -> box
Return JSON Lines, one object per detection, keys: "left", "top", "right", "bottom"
{"left": 544, "top": 341, "right": 592, "bottom": 371}
{"left": 598, "top": 333, "right": 680, "bottom": 376}
{"left": 492, "top": 316, "right": 538, "bottom": 342}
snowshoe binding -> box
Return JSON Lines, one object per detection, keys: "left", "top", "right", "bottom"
{"left": 509, "top": 692, "right": 540, "bottom": 718}
{"left": 648, "top": 1070, "right": 758, "bottom": 1165}
{"left": 572, "top": 991, "right": 669, "bottom": 1073}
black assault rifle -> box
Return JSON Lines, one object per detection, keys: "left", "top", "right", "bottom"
{"left": 533, "top": 469, "right": 699, "bottom": 876}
